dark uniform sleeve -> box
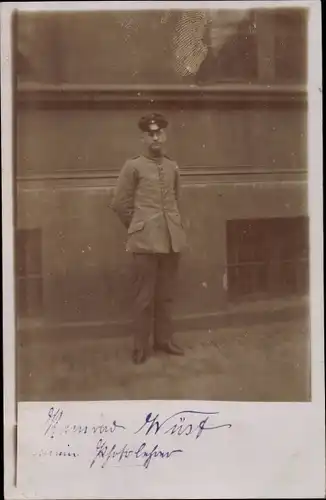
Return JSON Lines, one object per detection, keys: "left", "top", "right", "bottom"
{"left": 111, "top": 160, "right": 137, "bottom": 229}
{"left": 174, "top": 163, "right": 181, "bottom": 203}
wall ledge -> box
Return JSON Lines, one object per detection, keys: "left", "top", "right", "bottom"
{"left": 16, "top": 167, "right": 308, "bottom": 184}
{"left": 16, "top": 82, "right": 308, "bottom": 108}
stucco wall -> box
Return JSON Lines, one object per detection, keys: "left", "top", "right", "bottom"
{"left": 15, "top": 103, "right": 308, "bottom": 330}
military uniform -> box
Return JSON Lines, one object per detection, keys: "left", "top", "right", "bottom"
{"left": 111, "top": 113, "right": 187, "bottom": 363}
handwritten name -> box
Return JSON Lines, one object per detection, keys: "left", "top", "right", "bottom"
{"left": 44, "top": 407, "right": 126, "bottom": 439}
{"left": 90, "top": 439, "right": 183, "bottom": 470}
{"left": 36, "top": 406, "right": 232, "bottom": 469}
{"left": 135, "top": 410, "right": 232, "bottom": 440}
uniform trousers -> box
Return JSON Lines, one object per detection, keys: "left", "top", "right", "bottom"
{"left": 131, "top": 252, "right": 180, "bottom": 352}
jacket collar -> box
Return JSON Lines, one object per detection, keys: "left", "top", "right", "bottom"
{"left": 142, "top": 152, "right": 164, "bottom": 163}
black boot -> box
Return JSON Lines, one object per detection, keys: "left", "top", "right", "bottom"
{"left": 132, "top": 349, "right": 147, "bottom": 365}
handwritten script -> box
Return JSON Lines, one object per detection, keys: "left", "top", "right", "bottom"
{"left": 33, "top": 406, "right": 232, "bottom": 469}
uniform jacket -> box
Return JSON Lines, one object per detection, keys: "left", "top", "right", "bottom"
{"left": 111, "top": 154, "right": 187, "bottom": 253}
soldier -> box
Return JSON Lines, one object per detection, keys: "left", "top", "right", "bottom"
{"left": 111, "top": 112, "right": 187, "bottom": 364}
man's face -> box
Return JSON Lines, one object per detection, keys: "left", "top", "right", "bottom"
{"left": 142, "top": 127, "right": 167, "bottom": 156}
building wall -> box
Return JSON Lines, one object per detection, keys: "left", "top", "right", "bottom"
{"left": 14, "top": 8, "right": 309, "bottom": 334}
{"left": 16, "top": 99, "right": 308, "bottom": 329}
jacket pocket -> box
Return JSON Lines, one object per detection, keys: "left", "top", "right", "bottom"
{"left": 128, "top": 220, "right": 145, "bottom": 234}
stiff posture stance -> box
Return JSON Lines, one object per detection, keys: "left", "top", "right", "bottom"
{"left": 111, "top": 113, "right": 187, "bottom": 364}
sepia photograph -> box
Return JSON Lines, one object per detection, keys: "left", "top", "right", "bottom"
{"left": 14, "top": 3, "right": 311, "bottom": 404}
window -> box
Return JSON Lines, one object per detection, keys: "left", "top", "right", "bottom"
{"left": 226, "top": 217, "right": 309, "bottom": 301}
{"left": 16, "top": 228, "right": 43, "bottom": 318}
{"left": 274, "top": 9, "right": 307, "bottom": 83}
{"left": 15, "top": 8, "right": 307, "bottom": 86}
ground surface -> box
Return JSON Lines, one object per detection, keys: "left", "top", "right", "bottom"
{"left": 18, "top": 318, "right": 310, "bottom": 402}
